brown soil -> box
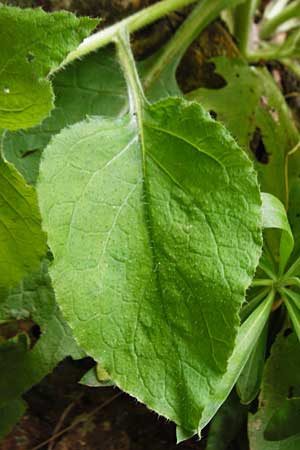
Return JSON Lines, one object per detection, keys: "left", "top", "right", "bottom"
{"left": 1, "top": 358, "right": 207, "bottom": 450}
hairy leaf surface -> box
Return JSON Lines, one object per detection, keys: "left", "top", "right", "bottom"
{"left": 38, "top": 97, "right": 262, "bottom": 433}
{"left": 0, "top": 6, "right": 97, "bottom": 130}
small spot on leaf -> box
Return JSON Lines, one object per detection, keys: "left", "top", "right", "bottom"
{"left": 284, "top": 328, "right": 293, "bottom": 337}
{"left": 288, "top": 385, "right": 295, "bottom": 398}
{"left": 3, "top": 87, "right": 10, "bottom": 94}
{"left": 250, "top": 127, "right": 269, "bottom": 164}
{"left": 26, "top": 52, "right": 35, "bottom": 63}
{"left": 21, "top": 148, "right": 39, "bottom": 158}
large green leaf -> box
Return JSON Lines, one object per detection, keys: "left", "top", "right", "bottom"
{"left": 38, "top": 94, "right": 262, "bottom": 434}
{"left": 187, "top": 57, "right": 299, "bottom": 205}
{"left": 0, "top": 5, "right": 97, "bottom": 130}
{"left": 0, "top": 260, "right": 83, "bottom": 407}
{"left": 248, "top": 331, "right": 300, "bottom": 450}
{"left": 0, "top": 149, "right": 46, "bottom": 289}
{"left": 3, "top": 48, "right": 127, "bottom": 185}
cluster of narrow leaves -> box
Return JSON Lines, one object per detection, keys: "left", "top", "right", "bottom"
{"left": 1, "top": 2, "right": 300, "bottom": 448}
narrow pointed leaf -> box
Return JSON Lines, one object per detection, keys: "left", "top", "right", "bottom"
{"left": 198, "top": 291, "right": 273, "bottom": 435}
{"left": 284, "top": 297, "right": 300, "bottom": 343}
{"left": 38, "top": 97, "right": 262, "bottom": 432}
{"left": 236, "top": 322, "right": 268, "bottom": 404}
{"left": 281, "top": 287, "right": 300, "bottom": 310}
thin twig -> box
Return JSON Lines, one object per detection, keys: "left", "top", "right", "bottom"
{"left": 48, "top": 392, "right": 84, "bottom": 450}
{"left": 285, "top": 92, "right": 300, "bottom": 99}
{"left": 29, "top": 391, "right": 122, "bottom": 450}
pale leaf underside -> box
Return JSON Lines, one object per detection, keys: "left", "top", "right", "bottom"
{"left": 38, "top": 97, "right": 262, "bottom": 433}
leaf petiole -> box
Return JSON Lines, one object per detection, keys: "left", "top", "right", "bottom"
{"left": 115, "top": 29, "right": 146, "bottom": 117}
{"left": 52, "top": 0, "right": 199, "bottom": 74}
{"left": 251, "top": 279, "right": 274, "bottom": 287}
{"left": 143, "top": 0, "right": 244, "bottom": 90}
{"left": 233, "top": 0, "right": 260, "bottom": 56}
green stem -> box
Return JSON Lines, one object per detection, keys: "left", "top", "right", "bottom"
{"left": 281, "top": 277, "right": 300, "bottom": 288}
{"left": 260, "top": 0, "right": 300, "bottom": 40}
{"left": 143, "top": 0, "right": 240, "bottom": 90}
{"left": 251, "top": 279, "right": 274, "bottom": 287}
{"left": 53, "top": 0, "right": 199, "bottom": 74}
{"left": 259, "top": 258, "right": 277, "bottom": 280}
{"left": 234, "top": 0, "right": 260, "bottom": 56}
{"left": 240, "top": 287, "right": 270, "bottom": 322}
{"left": 247, "top": 46, "right": 294, "bottom": 62}
{"left": 115, "top": 29, "right": 146, "bottom": 118}
{"left": 283, "top": 255, "right": 300, "bottom": 279}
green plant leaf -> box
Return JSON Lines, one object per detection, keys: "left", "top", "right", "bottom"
{"left": 281, "top": 287, "right": 300, "bottom": 310}
{"left": 264, "top": 397, "right": 300, "bottom": 441}
{"left": 261, "top": 192, "right": 294, "bottom": 273}
{"left": 142, "top": 0, "right": 249, "bottom": 101}
{"left": 206, "top": 391, "right": 247, "bottom": 450}
{"left": 38, "top": 95, "right": 262, "bottom": 434}
{"left": 80, "top": 365, "right": 114, "bottom": 387}
{"left": 187, "top": 57, "right": 299, "bottom": 205}
{"left": 0, "top": 260, "right": 84, "bottom": 407}
{"left": 3, "top": 47, "right": 127, "bottom": 185}
{"left": 0, "top": 5, "right": 97, "bottom": 130}
{"left": 0, "top": 147, "right": 46, "bottom": 289}
{"left": 284, "top": 297, "right": 300, "bottom": 343}
{"left": 0, "top": 398, "right": 26, "bottom": 439}
{"left": 198, "top": 290, "right": 274, "bottom": 436}
{"left": 249, "top": 331, "right": 300, "bottom": 450}
{"left": 236, "top": 322, "right": 268, "bottom": 404}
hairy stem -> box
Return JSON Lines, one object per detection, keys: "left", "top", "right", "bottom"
{"left": 115, "top": 29, "right": 146, "bottom": 118}
{"left": 260, "top": 0, "right": 300, "bottom": 40}
{"left": 52, "top": 0, "right": 199, "bottom": 74}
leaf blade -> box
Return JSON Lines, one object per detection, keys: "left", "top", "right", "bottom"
{"left": 0, "top": 6, "right": 97, "bottom": 130}
{"left": 38, "top": 97, "right": 262, "bottom": 432}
